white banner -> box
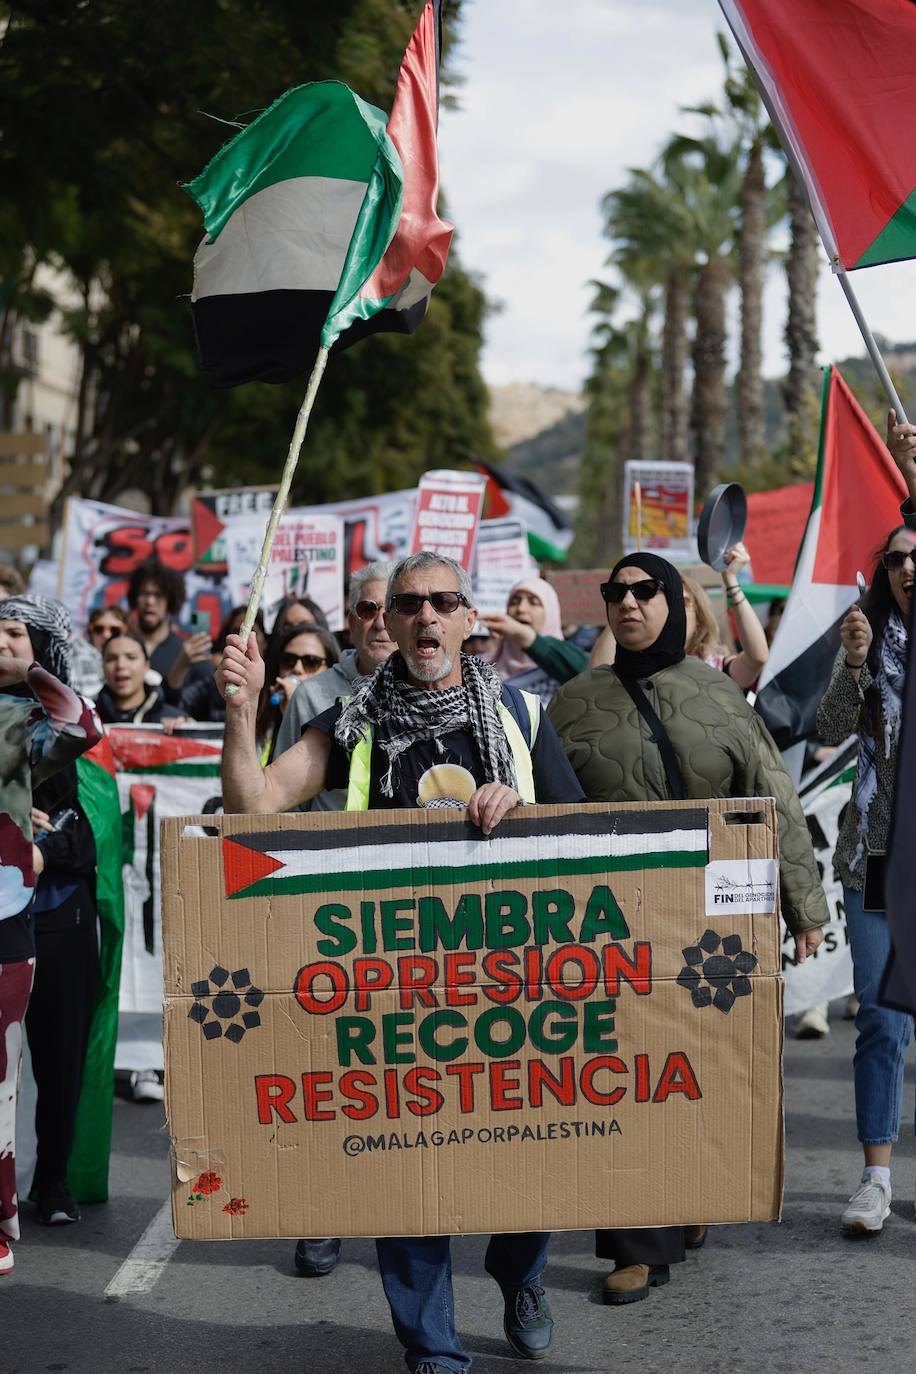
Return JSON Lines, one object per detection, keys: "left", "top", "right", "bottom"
{"left": 51, "top": 496, "right": 230, "bottom": 635}
{"left": 622, "top": 461, "right": 695, "bottom": 561}
{"left": 225, "top": 510, "right": 345, "bottom": 631}
{"left": 110, "top": 726, "right": 224, "bottom": 1044}
{"left": 781, "top": 742, "right": 856, "bottom": 1016}
{"left": 473, "top": 518, "right": 535, "bottom": 616}
{"left": 409, "top": 470, "right": 487, "bottom": 571}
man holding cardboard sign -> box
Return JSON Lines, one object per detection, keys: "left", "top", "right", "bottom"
{"left": 218, "top": 550, "right": 584, "bottom": 1372}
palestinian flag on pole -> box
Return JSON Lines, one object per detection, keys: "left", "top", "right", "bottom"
{"left": 477, "top": 460, "right": 574, "bottom": 564}
{"left": 718, "top": 0, "right": 916, "bottom": 270}
{"left": 68, "top": 737, "right": 125, "bottom": 1203}
{"left": 755, "top": 366, "right": 907, "bottom": 750}
{"left": 185, "top": 1, "right": 452, "bottom": 388}
{"left": 222, "top": 808, "right": 710, "bottom": 900}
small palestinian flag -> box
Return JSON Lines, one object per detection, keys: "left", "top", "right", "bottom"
{"left": 185, "top": 1, "right": 452, "bottom": 387}
{"left": 222, "top": 808, "right": 710, "bottom": 900}
{"left": 477, "top": 460, "right": 574, "bottom": 564}
{"left": 755, "top": 366, "right": 907, "bottom": 751}
{"left": 719, "top": 0, "right": 916, "bottom": 270}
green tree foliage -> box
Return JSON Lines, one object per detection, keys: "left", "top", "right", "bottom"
{"left": 0, "top": 0, "right": 494, "bottom": 517}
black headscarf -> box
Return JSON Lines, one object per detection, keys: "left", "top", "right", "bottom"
{"left": 606, "top": 552, "right": 686, "bottom": 679}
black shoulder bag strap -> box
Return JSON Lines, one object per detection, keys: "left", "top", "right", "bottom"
{"left": 612, "top": 667, "right": 686, "bottom": 801}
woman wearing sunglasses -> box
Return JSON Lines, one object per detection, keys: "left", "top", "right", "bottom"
{"left": 255, "top": 621, "right": 340, "bottom": 764}
{"left": 817, "top": 527, "right": 916, "bottom": 1237}
{"left": 548, "top": 550, "right": 826, "bottom": 1307}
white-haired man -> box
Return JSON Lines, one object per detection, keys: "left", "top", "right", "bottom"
{"left": 218, "top": 551, "right": 584, "bottom": 1373}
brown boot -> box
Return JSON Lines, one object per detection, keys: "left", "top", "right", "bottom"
{"left": 684, "top": 1225, "right": 707, "bottom": 1250}
{"left": 601, "top": 1263, "right": 670, "bottom": 1305}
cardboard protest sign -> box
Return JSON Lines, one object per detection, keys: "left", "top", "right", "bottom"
{"left": 162, "top": 798, "right": 783, "bottom": 1239}
{"left": 473, "top": 518, "right": 535, "bottom": 616}
{"left": 622, "top": 461, "right": 695, "bottom": 561}
{"left": 409, "top": 470, "right": 486, "bottom": 571}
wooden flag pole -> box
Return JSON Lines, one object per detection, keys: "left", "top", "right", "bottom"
{"left": 225, "top": 345, "right": 330, "bottom": 695}
{"left": 836, "top": 269, "right": 909, "bottom": 425}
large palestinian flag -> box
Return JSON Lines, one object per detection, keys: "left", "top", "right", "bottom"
{"left": 719, "top": 0, "right": 916, "bottom": 270}
{"left": 222, "top": 808, "right": 710, "bottom": 900}
{"left": 477, "top": 460, "right": 574, "bottom": 564}
{"left": 755, "top": 366, "right": 907, "bottom": 749}
{"left": 185, "top": 1, "right": 452, "bottom": 387}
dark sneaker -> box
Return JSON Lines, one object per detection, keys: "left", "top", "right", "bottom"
{"left": 501, "top": 1282, "right": 554, "bottom": 1360}
{"left": 413, "top": 1365, "right": 453, "bottom": 1373}
{"left": 294, "top": 1237, "right": 341, "bottom": 1276}
{"left": 37, "top": 1188, "right": 80, "bottom": 1226}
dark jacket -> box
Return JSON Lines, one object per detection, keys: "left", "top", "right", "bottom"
{"left": 96, "top": 684, "right": 184, "bottom": 725}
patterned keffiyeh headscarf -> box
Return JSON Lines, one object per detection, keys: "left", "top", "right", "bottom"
{"left": 336, "top": 651, "right": 517, "bottom": 798}
{"left": 0, "top": 595, "right": 74, "bottom": 686}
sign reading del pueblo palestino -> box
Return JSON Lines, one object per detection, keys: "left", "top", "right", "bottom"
{"left": 162, "top": 799, "right": 784, "bottom": 1239}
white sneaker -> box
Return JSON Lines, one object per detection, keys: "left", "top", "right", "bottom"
{"left": 796, "top": 1003, "right": 830, "bottom": 1039}
{"left": 0, "top": 1240, "right": 13, "bottom": 1274}
{"left": 841, "top": 1174, "right": 891, "bottom": 1234}
{"left": 130, "top": 1070, "right": 164, "bottom": 1103}
{"left": 844, "top": 995, "right": 859, "bottom": 1020}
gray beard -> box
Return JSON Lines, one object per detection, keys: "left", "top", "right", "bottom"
{"left": 403, "top": 647, "right": 454, "bottom": 683}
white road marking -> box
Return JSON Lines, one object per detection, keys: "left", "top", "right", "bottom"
{"left": 104, "top": 1199, "right": 180, "bottom": 1298}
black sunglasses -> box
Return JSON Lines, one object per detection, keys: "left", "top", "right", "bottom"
{"left": 600, "top": 578, "right": 665, "bottom": 605}
{"left": 388, "top": 591, "right": 470, "bottom": 616}
{"left": 353, "top": 599, "right": 383, "bottom": 621}
{"left": 882, "top": 549, "right": 916, "bottom": 571}
{"left": 278, "top": 651, "right": 327, "bottom": 673}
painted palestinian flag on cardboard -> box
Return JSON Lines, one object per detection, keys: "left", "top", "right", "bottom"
{"left": 222, "top": 809, "right": 711, "bottom": 900}
{"left": 185, "top": 1, "right": 452, "bottom": 387}
{"left": 719, "top": 0, "right": 916, "bottom": 270}
{"left": 477, "top": 461, "right": 574, "bottom": 564}
{"left": 755, "top": 367, "right": 906, "bottom": 750}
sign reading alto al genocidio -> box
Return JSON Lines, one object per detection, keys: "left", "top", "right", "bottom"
{"left": 163, "top": 800, "right": 783, "bottom": 1239}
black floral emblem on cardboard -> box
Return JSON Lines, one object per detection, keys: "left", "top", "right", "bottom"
{"left": 676, "top": 930, "right": 757, "bottom": 1014}
{"left": 188, "top": 964, "right": 264, "bottom": 1042}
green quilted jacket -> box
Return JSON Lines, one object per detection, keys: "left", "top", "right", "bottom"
{"left": 547, "top": 656, "right": 828, "bottom": 935}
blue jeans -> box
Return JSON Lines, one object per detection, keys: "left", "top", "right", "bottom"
{"left": 375, "top": 1232, "right": 550, "bottom": 1373}
{"left": 844, "top": 884, "right": 915, "bottom": 1144}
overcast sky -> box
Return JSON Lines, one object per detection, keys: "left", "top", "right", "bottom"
{"left": 438, "top": 0, "right": 916, "bottom": 396}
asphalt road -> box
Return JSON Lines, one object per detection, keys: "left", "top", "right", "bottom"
{"left": 6, "top": 1008, "right": 916, "bottom": 1374}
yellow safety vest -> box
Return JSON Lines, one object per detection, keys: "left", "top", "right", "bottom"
{"left": 342, "top": 691, "right": 540, "bottom": 811}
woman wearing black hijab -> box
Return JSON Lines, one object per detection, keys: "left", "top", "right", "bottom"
{"left": 548, "top": 553, "right": 827, "bottom": 1305}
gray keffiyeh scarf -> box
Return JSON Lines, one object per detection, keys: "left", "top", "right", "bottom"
{"left": 335, "top": 651, "right": 517, "bottom": 798}
{"left": 0, "top": 594, "right": 73, "bottom": 686}
{"left": 851, "top": 610, "right": 907, "bottom": 871}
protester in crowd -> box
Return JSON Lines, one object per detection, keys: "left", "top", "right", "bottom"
{"left": 0, "top": 598, "right": 100, "bottom": 1227}
{"left": 0, "top": 563, "right": 25, "bottom": 597}
{"left": 548, "top": 551, "right": 827, "bottom": 1306}
{"left": 218, "top": 550, "right": 585, "bottom": 1371}
{"left": 271, "top": 594, "right": 330, "bottom": 637}
{"left": 682, "top": 547, "right": 768, "bottom": 690}
{"left": 271, "top": 560, "right": 395, "bottom": 1279}
{"left": 126, "top": 558, "right": 210, "bottom": 700}
{"left": 254, "top": 621, "right": 340, "bottom": 764}
{"left": 816, "top": 526, "right": 916, "bottom": 1236}
{"left": 482, "top": 575, "right": 588, "bottom": 705}
{"left": 86, "top": 604, "right": 130, "bottom": 653}
{"left": 0, "top": 633, "right": 100, "bottom": 1274}
{"left": 97, "top": 632, "right": 187, "bottom": 725}
{"left": 179, "top": 606, "right": 266, "bottom": 724}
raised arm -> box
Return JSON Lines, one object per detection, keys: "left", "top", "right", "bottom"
{"left": 721, "top": 544, "right": 769, "bottom": 688}
{"left": 217, "top": 633, "right": 331, "bottom": 814}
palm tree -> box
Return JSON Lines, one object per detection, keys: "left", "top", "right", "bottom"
{"left": 661, "top": 132, "right": 743, "bottom": 494}
{"left": 572, "top": 280, "right": 631, "bottom": 567}
{"left": 603, "top": 169, "right": 692, "bottom": 463}
{"left": 783, "top": 170, "right": 821, "bottom": 476}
